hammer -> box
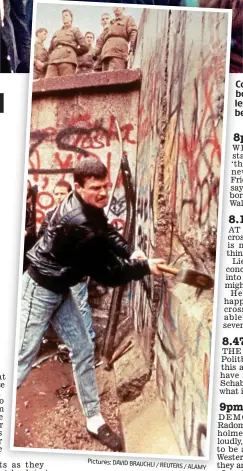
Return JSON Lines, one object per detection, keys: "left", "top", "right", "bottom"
{"left": 157, "top": 264, "right": 214, "bottom": 290}
{"left": 95, "top": 340, "right": 133, "bottom": 369}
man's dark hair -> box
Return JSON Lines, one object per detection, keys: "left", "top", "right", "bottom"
{"left": 36, "top": 28, "right": 48, "bottom": 37}
{"left": 85, "top": 31, "right": 95, "bottom": 40}
{"left": 54, "top": 180, "right": 72, "bottom": 193}
{"left": 62, "top": 9, "right": 73, "bottom": 20}
{"left": 73, "top": 158, "right": 108, "bottom": 187}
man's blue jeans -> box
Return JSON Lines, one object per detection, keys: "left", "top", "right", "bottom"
{"left": 71, "top": 280, "right": 96, "bottom": 342}
{"left": 18, "top": 272, "right": 100, "bottom": 418}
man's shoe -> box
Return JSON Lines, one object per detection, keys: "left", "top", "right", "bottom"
{"left": 87, "top": 423, "right": 123, "bottom": 452}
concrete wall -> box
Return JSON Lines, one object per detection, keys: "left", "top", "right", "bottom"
{"left": 132, "top": 9, "right": 228, "bottom": 456}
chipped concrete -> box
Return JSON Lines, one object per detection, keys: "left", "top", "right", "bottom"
{"left": 114, "top": 335, "right": 150, "bottom": 402}
{"left": 119, "top": 370, "right": 181, "bottom": 456}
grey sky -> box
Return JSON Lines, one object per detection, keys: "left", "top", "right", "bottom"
{"left": 35, "top": 2, "right": 143, "bottom": 47}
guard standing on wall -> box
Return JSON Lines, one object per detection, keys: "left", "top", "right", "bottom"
{"left": 77, "top": 31, "right": 95, "bottom": 74}
{"left": 93, "top": 12, "right": 111, "bottom": 72}
{"left": 95, "top": 7, "right": 138, "bottom": 71}
{"left": 33, "top": 28, "right": 48, "bottom": 80}
{"left": 45, "top": 9, "right": 89, "bottom": 77}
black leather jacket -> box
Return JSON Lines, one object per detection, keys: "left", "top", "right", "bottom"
{"left": 28, "top": 191, "right": 150, "bottom": 293}
{"left": 37, "top": 207, "right": 56, "bottom": 239}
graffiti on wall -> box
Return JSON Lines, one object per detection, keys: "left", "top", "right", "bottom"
{"left": 155, "top": 281, "right": 211, "bottom": 456}
{"left": 166, "top": 72, "right": 223, "bottom": 235}
{"left": 132, "top": 10, "right": 166, "bottom": 365}
{"left": 132, "top": 8, "right": 227, "bottom": 456}
{"left": 164, "top": 14, "right": 225, "bottom": 236}
{"left": 132, "top": 162, "right": 160, "bottom": 364}
{"left": 29, "top": 112, "right": 137, "bottom": 231}
{"left": 132, "top": 99, "right": 161, "bottom": 364}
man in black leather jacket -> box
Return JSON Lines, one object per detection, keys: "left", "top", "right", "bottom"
{"left": 19, "top": 157, "right": 164, "bottom": 451}
{"left": 38, "top": 179, "right": 96, "bottom": 342}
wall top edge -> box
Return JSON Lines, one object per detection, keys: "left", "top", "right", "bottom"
{"left": 32, "top": 69, "right": 142, "bottom": 97}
